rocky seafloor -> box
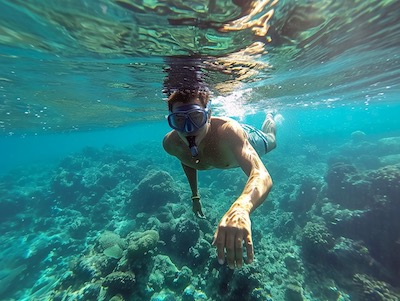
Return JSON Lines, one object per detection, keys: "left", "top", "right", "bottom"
{"left": 1, "top": 133, "right": 400, "bottom": 301}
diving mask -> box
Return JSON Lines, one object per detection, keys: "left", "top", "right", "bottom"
{"left": 167, "top": 102, "right": 211, "bottom": 134}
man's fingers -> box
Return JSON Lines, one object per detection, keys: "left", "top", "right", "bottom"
{"left": 198, "top": 209, "right": 206, "bottom": 219}
{"left": 226, "top": 230, "right": 235, "bottom": 269}
{"left": 235, "top": 232, "right": 244, "bottom": 268}
{"left": 195, "top": 210, "right": 205, "bottom": 219}
{"left": 192, "top": 200, "right": 206, "bottom": 219}
{"left": 192, "top": 203, "right": 205, "bottom": 219}
{"left": 245, "top": 233, "right": 254, "bottom": 264}
{"left": 213, "top": 230, "right": 226, "bottom": 265}
{"left": 212, "top": 214, "right": 253, "bottom": 268}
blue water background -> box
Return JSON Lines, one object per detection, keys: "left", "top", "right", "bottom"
{"left": 2, "top": 101, "right": 399, "bottom": 176}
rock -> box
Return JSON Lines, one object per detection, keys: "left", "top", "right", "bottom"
{"left": 325, "top": 162, "right": 372, "bottom": 209}
{"left": 377, "top": 136, "right": 400, "bottom": 155}
{"left": 104, "top": 245, "right": 124, "bottom": 259}
{"left": 129, "top": 170, "right": 180, "bottom": 213}
{"left": 283, "top": 254, "right": 302, "bottom": 272}
{"left": 351, "top": 130, "right": 366, "bottom": 143}
{"left": 325, "top": 162, "right": 357, "bottom": 203}
{"left": 98, "top": 231, "right": 127, "bottom": 250}
{"left": 182, "top": 285, "right": 207, "bottom": 301}
{"left": 81, "top": 283, "right": 101, "bottom": 300}
{"left": 126, "top": 230, "right": 159, "bottom": 260}
{"left": 379, "top": 154, "right": 400, "bottom": 167}
{"left": 353, "top": 273, "right": 400, "bottom": 301}
{"left": 73, "top": 253, "right": 115, "bottom": 280}
{"left": 285, "top": 283, "right": 304, "bottom": 301}
{"left": 172, "top": 266, "right": 192, "bottom": 290}
{"left": 174, "top": 219, "right": 200, "bottom": 255}
{"left": 148, "top": 255, "right": 180, "bottom": 291}
{"left": 150, "top": 289, "right": 177, "bottom": 301}
{"left": 103, "top": 271, "right": 135, "bottom": 292}
{"left": 97, "top": 231, "right": 127, "bottom": 259}
{"left": 109, "top": 295, "right": 125, "bottom": 301}
{"left": 301, "top": 221, "right": 334, "bottom": 260}
{"left": 368, "top": 164, "right": 400, "bottom": 202}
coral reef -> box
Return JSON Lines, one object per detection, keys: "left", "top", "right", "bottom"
{"left": 129, "top": 170, "right": 181, "bottom": 213}
{"left": 98, "top": 231, "right": 127, "bottom": 259}
{"left": 103, "top": 271, "right": 136, "bottom": 292}
{"left": 368, "top": 163, "right": 400, "bottom": 201}
{"left": 73, "top": 253, "right": 115, "bottom": 280}
{"left": 148, "top": 255, "right": 181, "bottom": 291}
{"left": 325, "top": 162, "right": 372, "bottom": 208}
{"left": 173, "top": 219, "right": 200, "bottom": 255}
{"left": 350, "top": 130, "right": 367, "bottom": 143}
{"left": 2, "top": 136, "right": 400, "bottom": 301}
{"left": 285, "top": 283, "right": 304, "bottom": 301}
{"left": 127, "top": 230, "right": 160, "bottom": 260}
{"left": 301, "top": 221, "right": 335, "bottom": 260}
{"left": 353, "top": 273, "right": 399, "bottom": 301}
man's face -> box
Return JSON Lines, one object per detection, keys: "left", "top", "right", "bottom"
{"left": 167, "top": 99, "right": 211, "bottom": 136}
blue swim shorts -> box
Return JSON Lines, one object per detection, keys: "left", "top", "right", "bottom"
{"left": 241, "top": 124, "right": 271, "bottom": 156}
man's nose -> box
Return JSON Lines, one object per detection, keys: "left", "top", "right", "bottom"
{"left": 184, "top": 119, "right": 194, "bottom": 133}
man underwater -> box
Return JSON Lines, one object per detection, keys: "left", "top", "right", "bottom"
{"left": 163, "top": 88, "right": 276, "bottom": 269}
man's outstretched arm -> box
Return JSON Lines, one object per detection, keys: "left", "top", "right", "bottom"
{"left": 213, "top": 127, "right": 272, "bottom": 268}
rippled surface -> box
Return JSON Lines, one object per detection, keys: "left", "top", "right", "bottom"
{"left": 0, "top": 0, "right": 399, "bottom": 134}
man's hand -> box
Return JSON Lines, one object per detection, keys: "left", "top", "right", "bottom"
{"left": 192, "top": 196, "right": 206, "bottom": 219}
{"left": 212, "top": 203, "right": 254, "bottom": 269}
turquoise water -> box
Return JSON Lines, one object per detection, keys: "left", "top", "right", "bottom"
{"left": 1, "top": 1, "right": 400, "bottom": 301}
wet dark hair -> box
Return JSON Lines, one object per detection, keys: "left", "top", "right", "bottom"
{"left": 167, "top": 88, "right": 210, "bottom": 111}
{"left": 163, "top": 56, "right": 211, "bottom": 111}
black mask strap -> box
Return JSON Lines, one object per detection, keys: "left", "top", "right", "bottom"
{"left": 186, "top": 136, "right": 198, "bottom": 157}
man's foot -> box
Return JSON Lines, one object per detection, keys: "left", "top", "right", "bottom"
{"left": 261, "top": 112, "right": 277, "bottom": 151}
{"left": 262, "top": 112, "right": 276, "bottom": 136}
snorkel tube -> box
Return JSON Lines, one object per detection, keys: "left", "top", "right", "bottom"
{"left": 186, "top": 136, "right": 198, "bottom": 157}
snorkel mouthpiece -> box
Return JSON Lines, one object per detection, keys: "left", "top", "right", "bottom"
{"left": 186, "top": 136, "right": 199, "bottom": 157}
{"left": 190, "top": 145, "right": 199, "bottom": 157}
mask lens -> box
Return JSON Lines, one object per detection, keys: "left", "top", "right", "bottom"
{"left": 167, "top": 102, "right": 211, "bottom": 133}
{"left": 188, "top": 111, "right": 206, "bottom": 128}
{"left": 168, "top": 113, "right": 186, "bottom": 131}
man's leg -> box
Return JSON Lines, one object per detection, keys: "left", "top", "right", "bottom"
{"left": 261, "top": 113, "right": 276, "bottom": 151}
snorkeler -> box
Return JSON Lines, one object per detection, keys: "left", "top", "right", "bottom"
{"left": 163, "top": 88, "right": 276, "bottom": 269}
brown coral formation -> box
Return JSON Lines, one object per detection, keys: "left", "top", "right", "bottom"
{"left": 353, "top": 273, "right": 400, "bottom": 301}
{"left": 126, "top": 230, "right": 160, "bottom": 260}
{"left": 103, "top": 271, "right": 136, "bottom": 292}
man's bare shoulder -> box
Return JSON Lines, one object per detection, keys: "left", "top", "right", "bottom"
{"left": 211, "top": 116, "right": 242, "bottom": 129}
{"left": 211, "top": 117, "right": 245, "bottom": 137}
{"left": 163, "top": 131, "right": 180, "bottom": 155}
